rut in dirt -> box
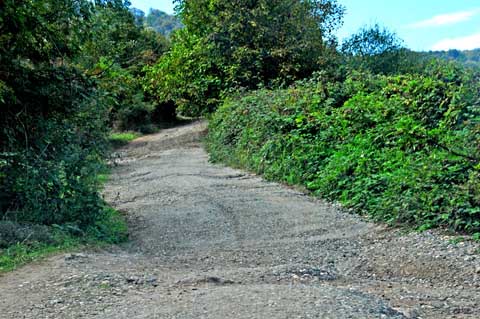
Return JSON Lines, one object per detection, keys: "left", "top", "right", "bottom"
{"left": 0, "top": 121, "right": 479, "bottom": 319}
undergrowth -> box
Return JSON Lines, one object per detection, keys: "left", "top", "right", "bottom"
{"left": 207, "top": 66, "right": 480, "bottom": 235}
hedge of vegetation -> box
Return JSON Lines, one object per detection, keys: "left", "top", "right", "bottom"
{"left": 207, "top": 64, "right": 480, "bottom": 234}
{"left": 0, "top": 0, "right": 161, "bottom": 259}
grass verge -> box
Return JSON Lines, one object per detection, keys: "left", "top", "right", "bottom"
{"left": 108, "top": 131, "right": 142, "bottom": 148}
{"left": 0, "top": 208, "right": 128, "bottom": 274}
{"left": 0, "top": 234, "right": 79, "bottom": 273}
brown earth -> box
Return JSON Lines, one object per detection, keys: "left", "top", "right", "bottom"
{"left": 1, "top": 120, "right": 479, "bottom": 319}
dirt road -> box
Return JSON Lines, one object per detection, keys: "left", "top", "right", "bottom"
{"left": 1, "top": 121, "right": 479, "bottom": 318}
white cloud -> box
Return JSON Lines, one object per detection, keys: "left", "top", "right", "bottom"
{"left": 408, "top": 9, "right": 480, "bottom": 28}
{"left": 431, "top": 32, "right": 480, "bottom": 51}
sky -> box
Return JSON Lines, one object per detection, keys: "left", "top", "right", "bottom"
{"left": 129, "top": 0, "right": 480, "bottom": 52}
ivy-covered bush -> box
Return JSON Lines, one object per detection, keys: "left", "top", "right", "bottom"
{"left": 207, "top": 64, "right": 480, "bottom": 233}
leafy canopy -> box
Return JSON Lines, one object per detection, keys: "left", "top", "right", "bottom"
{"left": 146, "top": 0, "right": 345, "bottom": 116}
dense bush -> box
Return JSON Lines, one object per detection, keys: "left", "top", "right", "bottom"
{"left": 0, "top": 221, "right": 55, "bottom": 249}
{"left": 207, "top": 64, "right": 480, "bottom": 233}
{"left": 0, "top": 65, "right": 109, "bottom": 228}
{"left": 0, "top": 0, "right": 139, "bottom": 245}
{"left": 0, "top": 0, "right": 109, "bottom": 228}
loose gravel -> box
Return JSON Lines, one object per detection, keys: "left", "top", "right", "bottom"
{"left": 0, "top": 121, "right": 478, "bottom": 319}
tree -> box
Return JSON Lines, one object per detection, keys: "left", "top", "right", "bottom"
{"left": 341, "top": 24, "right": 403, "bottom": 57}
{"left": 145, "top": 29, "right": 221, "bottom": 116}
{"left": 0, "top": 0, "right": 166, "bottom": 230}
{"left": 177, "top": 0, "right": 344, "bottom": 86}
{"left": 130, "top": 7, "right": 146, "bottom": 26}
{"left": 79, "top": 1, "right": 169, "bottom": 130}
{"left": 341, "top": 24, "right": 409, "bottom": 74}
{"left": 147, "top": 0, "right": 345, "bottom": 115}
{"left": 0, "top": 0, "right": 109, "bottom": 226}
{"left": 426, "top": 49, "right": 480, "bottom": 69}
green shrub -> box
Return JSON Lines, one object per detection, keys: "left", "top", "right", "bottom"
{"left": 0, "top": 65, "right": 109, "bottom": 227}
{"left": 207, "top": 66, "right": 480, "bottom": 232}
{"left": 86, "top": 208, "right": 129, "bottom": 244}
{"left": 0, "top": 0, "right": 129, "bottom": 238}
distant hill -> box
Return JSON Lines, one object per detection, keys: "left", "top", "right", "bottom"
{"left": 423, "top": 49, "right": 480, "bottom": 68}
{"left": 145, "top": 9, "right": 183, "bottom": 36}
{"left": 130, "top": 8, "right": 183, "bottom": 36}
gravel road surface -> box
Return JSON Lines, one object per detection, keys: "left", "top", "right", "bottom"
{"left": 1, "top": 121, "right": 479, "bottom": 319}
